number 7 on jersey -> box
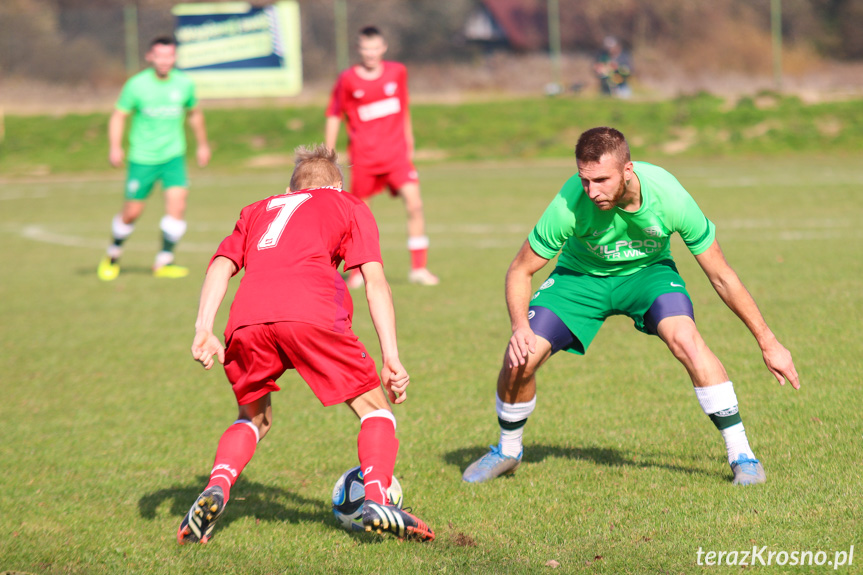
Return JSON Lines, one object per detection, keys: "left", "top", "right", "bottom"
{"left": 257, "top": 193, "right": 312, "bottom": 250}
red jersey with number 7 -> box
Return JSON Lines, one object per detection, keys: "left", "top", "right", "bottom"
{"left": 210, "top": 187, "right": 382, "bottom": 341}
{"left": 326, "top": 61, "right": 410, "bottom": 172}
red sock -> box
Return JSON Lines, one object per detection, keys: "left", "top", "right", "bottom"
{"left": 357, "top": 415, "right": 398, "bottom": 505}
{"left": 205, "top": 421, "right": 258, "bottom": 503}
{"left": 410, "top": 247, "right": 428, "bottom": 270}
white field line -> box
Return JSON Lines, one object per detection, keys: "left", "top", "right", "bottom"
{"left": 3, "top": 218, "right": 859, "bottom": 252}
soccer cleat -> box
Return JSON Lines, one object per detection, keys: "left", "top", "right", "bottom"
{"left": 462, "top": 444, "right": 522, "bottom": 483}
{"left": 177, "top": 486, "right": 225, "bottom": 545}
{"left": 730, "top": 454, "right": 766, "bottom": 485}
{"left": 408, "top": 268, "right": 440, "bottom": 286}
{"left": 153, "top": 264, "right": 189, "bottom": 279}
{"left": 346, "top": 270, "right": 365, "bottom": 289}
{"left": 97, "top": 256, "right": 120, "bottom": 281}
{"left": 362, "top": 502, "right": 435, "bottom": 542}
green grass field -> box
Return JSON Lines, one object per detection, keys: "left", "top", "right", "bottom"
{"left": 1, "top": 154, "right": 861, "bottom": 574}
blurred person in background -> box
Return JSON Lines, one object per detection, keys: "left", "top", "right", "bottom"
{"left": 97, "top": 36, "right": 210, "bottom": 281}
{"left": 593, "top": 36, "right": 633, "bottom": 98}
{"left": 325, "top": 26, "right": 438, "bottom": 288}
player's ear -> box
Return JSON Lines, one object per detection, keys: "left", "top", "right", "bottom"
{"left": 335, "top": 180, "right": 343, "bottom": 189}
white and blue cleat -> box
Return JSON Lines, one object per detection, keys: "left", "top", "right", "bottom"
{"left": 462, "top": 444, "right": 523, "bottom": 483}
{"left": 730, "top": 454, "right": 766, "bottom": 485}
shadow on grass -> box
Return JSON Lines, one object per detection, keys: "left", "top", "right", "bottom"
{"left": 445, "top": 444, "right": 711, "bottom": 477}
{"left": 139, "top": 475, "right": 327, "bottom": 529}
{"left": 139, "top": 475, "right": 393, "bottom": 544}
{"left": 77, "top": 265, "right": 155, "bottom": 277}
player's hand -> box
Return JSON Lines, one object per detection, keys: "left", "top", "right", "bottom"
{"left": 109, "top": 147, "right": 124, "bottom": 168}
{"left": 197, "top": 144, "right": 211, "bottom": 168}
{"left": 762, "top": 341, "right": 800, "bottom": 390}
{"left": 381, "top": 358, "right": 409, "bottom": 404}
{"left": 507, "top": 326, "right": 537, "bottom": 368}
{"left": 191, "top": 328, "right": 224, "bottom": 370}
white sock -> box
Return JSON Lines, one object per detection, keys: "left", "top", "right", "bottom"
{"left": 721, "top": 423, "right": 754, "bottom": 464}
{"left": 159, "top": 215, "right": 187, "bottom": 243}
{"left": 154, "top": 251, "right": 174, "bottom": 268}
{"left": 694, "top": 381, "right": 755, "bottom": 465}
{"left": 111, "top": 214, "right": 134, "bottom": 241}
{"left": 497, "top": 395, "right": 535, "bottom": 457}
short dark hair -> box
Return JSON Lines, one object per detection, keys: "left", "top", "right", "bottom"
{"left": 149, "top": 36, "right": 176, "bottom": 49}
{"left": 575, "top": 127, "right": 630, "bottom": 165}
{"left": 359, "top": 26, "right": 383, "bottom": 39}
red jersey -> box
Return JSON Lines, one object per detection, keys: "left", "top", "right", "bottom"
{"left": 326, "top": 61, "right": 410, "bottom": 172}
{"left": 212, "top": 187, "right": 382, "bottom": 341}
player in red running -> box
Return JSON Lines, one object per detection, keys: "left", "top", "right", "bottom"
{"left": 325, "top": 26, "right": 438, "bottom": 288}
{"left": 177, "top": 144, "right": 434, "bottom": 544}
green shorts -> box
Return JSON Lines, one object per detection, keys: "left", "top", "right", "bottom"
{"left": 529, "top": 260, "right": 691, "bottom": 355}
{"left": 125, "top": 156, "right": 188, "bottom": 200}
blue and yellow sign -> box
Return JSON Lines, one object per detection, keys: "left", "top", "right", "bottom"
{"left": 172, "top": 1, "right": 302, "bottom": 98}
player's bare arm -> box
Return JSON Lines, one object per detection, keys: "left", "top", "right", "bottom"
{"left": 107, "top": 109, "right": 129, "bottom": 167}
{"left": 191, "top": 256, "right": 238, "bottom": 370}
{"left": 360, "top": 260, "right": 409, "bottom": 403}
{"left": 505, "top": 240, "right": 551, "bottom": 368}
{"left": 187, "top": 107, "right": 211, "bottom": 168}
{"left": 324, "top": 115, "right": 342, "bottom": 152}
{"left": 404, "top": 110, "right": 415, "bottom": 161}
{"left": 695, "top": 240, "right": 800, "bottom": 389}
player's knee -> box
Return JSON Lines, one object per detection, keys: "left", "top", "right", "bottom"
{"left": 404, "top": 197, "right": 423, "bottom": 217}
{"left": 500, "top": 360, "right": 538, "bottom": 390}
{"left": 665, "top": 327, "right": 703, "bottom": 364}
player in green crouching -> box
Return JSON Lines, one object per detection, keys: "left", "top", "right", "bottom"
{"left": 98, "top": 36, "right": 210, "bottom": 281}
{"left": 463, "top": 127, "right": 800, "bottom": 486}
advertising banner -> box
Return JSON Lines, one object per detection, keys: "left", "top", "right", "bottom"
{"left": 172, "top": 1, "right": 302, "bottom": 98}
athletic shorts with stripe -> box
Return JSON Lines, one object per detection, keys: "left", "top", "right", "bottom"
{"left": 528, "top": 260, "right": 694, "bottom": 355}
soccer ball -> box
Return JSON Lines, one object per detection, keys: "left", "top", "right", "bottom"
{"left": 331, "top": 466, "right": 403, "bottom": 531}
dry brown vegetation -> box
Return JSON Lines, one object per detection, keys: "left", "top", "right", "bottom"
{"left": 2, "top": 0, "right": 862, "bottom": 112}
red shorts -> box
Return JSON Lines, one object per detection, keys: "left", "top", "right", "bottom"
{"left": 350, "top": 160, "right": 418, "bottom": 200}
{"left": 223, "top": 322, "right": 381, "bottom": 407}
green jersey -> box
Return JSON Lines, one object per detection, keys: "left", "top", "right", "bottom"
{"left": 116, "top": 68, "right": 197, "bottom": 164}
{"left": 528, "top": 161, "right": 715, "bottom": 276}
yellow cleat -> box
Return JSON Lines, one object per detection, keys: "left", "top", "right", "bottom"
{"left": 153, "top": 264, "right": 189, "bottom": 279}
{"left": 97, "top": 256, "right": 120, "bottom": 281}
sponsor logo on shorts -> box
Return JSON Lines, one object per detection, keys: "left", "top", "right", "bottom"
{"left": 527, "top": 310, "right": 536, "bottom": 320}
{"left": 408, "top": 170, "right": 418, "bottom": 180}
{"left": 540, "top": 279, "right": 554, "bottom": 290}
{"left": 531, "top": 291, "right": 540, "bottom": 301}
{"left": 384, "top": 81, "right": 397, "bottom": 96}
{"left": 127, "top": 179, "right": 140, "bottom": 193}
{"left": 670, "top": 282, "right": 684, "bottom": 287}
{"left": 364, "top": 466, "right": 374, "bottom": 475}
